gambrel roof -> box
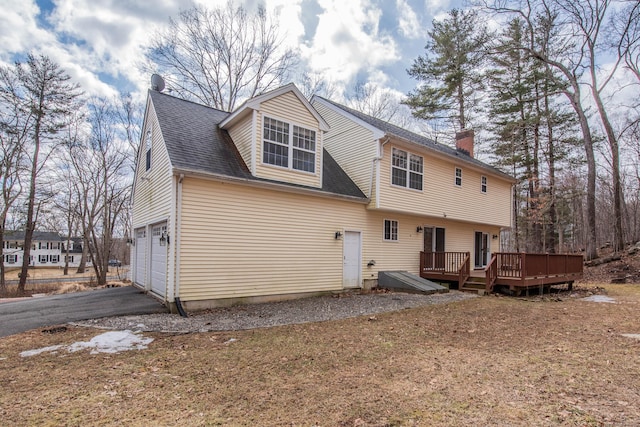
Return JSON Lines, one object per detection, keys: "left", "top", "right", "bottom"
{"left": 312, "top": 96, "right": 515, "bottom": 182}
{"left": 148, "top": 90, "right": 367, "bottom": 200}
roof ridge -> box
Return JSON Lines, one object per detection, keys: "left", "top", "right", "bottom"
{"left": 148, "top": 89, "right": 231, "bottom": 115}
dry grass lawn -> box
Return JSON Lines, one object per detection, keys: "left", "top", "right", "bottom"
{"left": 1, "top": 284, "right": 639, "bottom": 426}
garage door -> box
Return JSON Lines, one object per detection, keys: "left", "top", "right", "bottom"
{"left": 134, "top": 228, "right": 146, "bottom": 286}
{"left": 150, "top": 223, "right": 167, "bottom": 297}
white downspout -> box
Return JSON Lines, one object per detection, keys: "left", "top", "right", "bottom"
{"left": 368, "top": 137, "right": 390, "bottom": 206}
{"left": 174, "top": 173, "right": 184, "bottom": 302}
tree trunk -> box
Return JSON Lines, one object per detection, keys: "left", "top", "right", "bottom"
{"left": 591, "top": 85, "right": 625, "bottom": 253}
{"left": 544, "top": 90, "right": 557, "bottom": 254}
{"left": 76, "top": 235, "right": 89, "bottom": 274}
{"left": 18, "top": 122, "right": 41, "bottom": 294}
{"left": 564, "top": 87, "right": 598, "bottom": 260}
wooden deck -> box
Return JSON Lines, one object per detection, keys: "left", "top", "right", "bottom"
{"left": 420, "top": 251, "right": 584, "bottom": 295}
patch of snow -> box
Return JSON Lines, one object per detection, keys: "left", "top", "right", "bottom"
{"left": 20, "top": 345, "right": 63, "bottom": 357}
{"left": 20, "top": 330, "right": 153, "bottom": 357}
{"left": 581, "top": 295, "right": 616, "bottom": 303}
{"left": 621, "top": 334, "right": 640, "bottom": 340}
{"left": 224, "top": 338, "right": 238, "bottom": 344}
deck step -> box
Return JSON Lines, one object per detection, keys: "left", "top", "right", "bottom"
{"left": 461, "top": 280, "right": 486, "bottom": 292}
{"left": 378, "top": 271, "right": 448, "bottom": 294}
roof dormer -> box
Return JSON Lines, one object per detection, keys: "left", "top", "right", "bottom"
{"left": 220, "top": 84, "right": 329, "bottom": 189}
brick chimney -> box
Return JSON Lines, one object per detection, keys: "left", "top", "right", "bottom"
{"left": 455, "top": 129, "right": 474, "bottom": 158}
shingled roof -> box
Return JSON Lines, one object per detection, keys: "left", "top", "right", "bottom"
{"left": 148, "top": 90, "right": 367, "bottom": 200}
{"left": 313, "top": 96, "right": 514, "bottom": 181}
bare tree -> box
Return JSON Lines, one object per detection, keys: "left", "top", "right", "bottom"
{"left": 114, "top": 93, "right": 143, "bottom": 172}
{"left": 296, "top": 71, "right": 337, "bottom": 100}
{"left": 0, "top": 68, "right": 27, "bottom": 290}
{"left": 0, "top": 55, "right": 82, "bottom": 293}
{"left": 347, "top": 81, "right": 401, "bottom": 123}
{"left": 480, "top": 0, "right": 619, "bottom": 260}
{"left": 67, "top": 99, "right": 131, "bottom": 286}
{"left": 144, "top": 1, "right": 297, "bottom": 111}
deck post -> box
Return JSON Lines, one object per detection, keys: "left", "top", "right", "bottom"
{"left": 521, "top": 253, "right": 526, "bottom": 285}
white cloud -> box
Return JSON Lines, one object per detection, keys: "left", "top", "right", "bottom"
{"left": 0, "top": 1, "right": 55, "bottom": 61}
{"left": 397, "top": 0, "right": 424, "bottom": 39}
{"left": 300, "top": 0, "right": 400, "bottom": 95}
{"left": 424, "top": 0, "right": 452, "bottom": 12}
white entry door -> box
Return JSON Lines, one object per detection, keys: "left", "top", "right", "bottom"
{"left": 343, "top": 231, "right": 361, "bottom": 288}
{"left": 134, "top": 227, "right": 146, "bottom": 287}
{"left": 150, "top": 223, "right": 167, "bottom": 297}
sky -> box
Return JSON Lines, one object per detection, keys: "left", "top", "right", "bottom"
{"left": 0, "top": 0, "right": 463, "bottom": 106}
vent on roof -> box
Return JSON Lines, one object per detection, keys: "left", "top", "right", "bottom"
{"left": 151, "top": 74, "right": 165, "bottom": 92}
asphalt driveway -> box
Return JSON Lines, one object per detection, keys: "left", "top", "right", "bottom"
{"left": 0, "top": 286, "right": 168, "bottom": 338}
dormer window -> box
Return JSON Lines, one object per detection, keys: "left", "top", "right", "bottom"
{"left": 263, "top": 116, "right": 316, "bottom": 173}
{"left": 145, "top": 129, "right": 152, "bottom": 171}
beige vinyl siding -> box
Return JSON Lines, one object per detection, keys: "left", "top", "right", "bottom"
{"left": 360, "top": 212, "right": 500, "bottom": 278}
{"left": 254, "top": 92, "right": 322, "bottom": 188}
{"left": 227, "top": 114, "right": 254, "bottom": 171}
{"left": 313, "top": 101, "right": 377, "bottom": 198}
{"left": 132, "top": 102, "right": 173, "bottom": 228}
{"left": 378, "top": 141, "right": 512, "bottom": 227}
{"left": 178, "top": 177, "right": 366, "bottom": 301}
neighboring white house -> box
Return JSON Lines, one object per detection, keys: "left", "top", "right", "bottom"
{"left": 2, "top": 231, "right": 86, "bottom": 268}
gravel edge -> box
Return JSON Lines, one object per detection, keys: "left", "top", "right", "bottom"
{"left": 71, "top": 291, "right": 477, "bottom": 334}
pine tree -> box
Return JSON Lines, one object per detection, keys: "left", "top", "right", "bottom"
{"left": 404, "top": 9, "right": 489, "bottom": 131}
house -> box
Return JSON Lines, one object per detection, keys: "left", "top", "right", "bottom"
{"left": 2, "top": 231, "right": 86, "bottom": 268}
{"left": 133, "top": 82, "right": 542, "bottom": 310}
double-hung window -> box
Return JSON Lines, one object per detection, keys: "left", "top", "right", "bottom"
{"left": 455, "top": 167, "right": 462, "bottom": 187}
{"left": 384, "top": 219, "right": 398, "bottom": 241}
{"left": 263, "top": 117, "right": 316, "bottom": 173}
{"left": 392, "top": 148, "right": 423, "bottom": 190}
{"left": 481, "top": 176, "right": 487, "bottom": 193}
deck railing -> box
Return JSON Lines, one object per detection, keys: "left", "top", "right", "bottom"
{"left": 420, "top": 251, "right": 470, "bottom": 275}
{"left": 485, "top": 254, "right": 498, "bottom": 292}
{"left": 495, "top": 252, "right": 583, "bottom": 281}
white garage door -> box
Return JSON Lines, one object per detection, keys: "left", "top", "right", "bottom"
{"left": 134, "top": 228, "right": 146, "bottom": 287}
{"left": 150, "top": 223, "right": 167, "bottom": 297}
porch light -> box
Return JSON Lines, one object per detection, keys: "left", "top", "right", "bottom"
{"left": 492, "top": 234, "right": 498, "bottom": 240}
{"left": 367, "top": 260, "right": 376, "bottom": 267}
{"left": 416, "top": 226, "right": 423, "bottom": 233}
{"left": 335, "top": 231, "right": 343, "bottom": 240}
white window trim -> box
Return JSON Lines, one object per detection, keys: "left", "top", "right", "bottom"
{"left": 145, "top": 128, "right": 152, "bottom": 172}
{"left": 391, "top": 147, "right": 423, "bottom": 191}
{"left": 261, "top": 115, "right": 317, "bottom": 174}
{"left": 455, "top": 167, "right": 462, "bottom": 187}
{"left": 481, "top": 175, "right": 487, "bottom": 193}
{"left": 383, "top": 219, "right": 399, "bottom": 242}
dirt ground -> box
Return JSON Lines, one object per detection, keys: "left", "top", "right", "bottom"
{"left": 1, "top": 283, "right": 639, "bottom": 426}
